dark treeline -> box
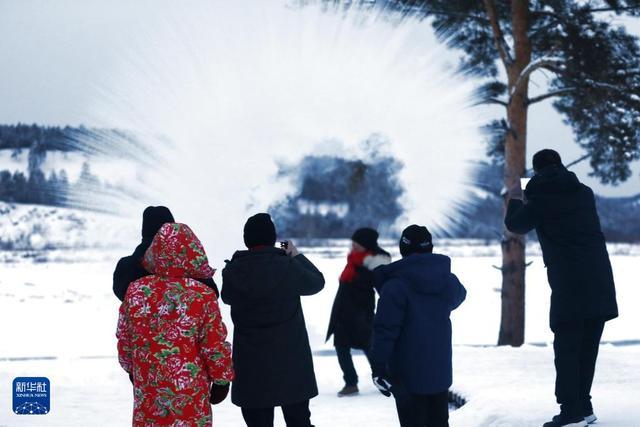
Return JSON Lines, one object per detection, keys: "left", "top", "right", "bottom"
{"left": 0, "top": 162, "right": 100, "bottom": 206}
{"left": 0, "top": 123, "right": 139, "bottom": 151}
{"left": 0, "top": 124, "right": 106, "bottom": 206}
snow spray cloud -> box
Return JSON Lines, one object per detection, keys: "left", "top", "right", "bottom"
{"left": 78, "top": 0, "right": 485, "bottom": 260}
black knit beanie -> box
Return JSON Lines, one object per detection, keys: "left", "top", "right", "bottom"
{"left": 399, "top": 225, "right": 433, "bottom": 257}
{"left": 244, "top": 213, "right": 277, "bottom": 248}
{"left": 141, "top": 206, "right": 175, "bottom": 242}
{"left": 532, "top": 149, "right": 563, "bottom": 173}
{"left": 351, "top": 228, "right": 379, "bottom": 252}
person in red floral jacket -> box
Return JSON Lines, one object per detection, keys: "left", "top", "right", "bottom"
{"left": 117, "top": 222, "right": 234, "bottom": 427}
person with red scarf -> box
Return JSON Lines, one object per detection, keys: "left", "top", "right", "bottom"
{"left": 326, "top": 227, "right": 391, "bottom": 397}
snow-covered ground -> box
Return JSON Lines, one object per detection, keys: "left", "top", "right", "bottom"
{"left": 1, "top": 342, "right": 638, "bottom": 426}
{"left": 1, "top": 240, "right": 639, "bottom": 425}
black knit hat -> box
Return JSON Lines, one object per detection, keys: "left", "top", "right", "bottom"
{"left": 532, "top": 149, "right": 563, "bottom": 172}
{"left": 244, "top": 213, "right": 277, "bottom": 248}
{"left": 351, "top": 228, "right": 379, "bottom": 252}
{"left": 141, "top": 206, "right": 175, "bottom": 241}
{"left": 399, "top": 224, "right": 433, "bottom": 257}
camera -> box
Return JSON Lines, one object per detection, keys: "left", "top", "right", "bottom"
{"left": 280, "top": 241, "right": 289, "bottom": 250}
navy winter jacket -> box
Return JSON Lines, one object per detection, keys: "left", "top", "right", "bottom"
{"left": 370, "top": 253, "right": 466, "bottom": 395}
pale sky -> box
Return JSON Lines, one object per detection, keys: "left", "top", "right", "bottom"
{"left": 0, "top": 0, "right": 638, "bottom": 196}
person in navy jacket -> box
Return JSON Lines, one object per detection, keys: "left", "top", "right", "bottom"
{"left": 370, "top": 225, "right": 466, "bottom": 427}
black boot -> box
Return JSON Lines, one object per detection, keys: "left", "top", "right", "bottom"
{"left": 542, "top": 413, "right": 587, "bottom": 427}
{"left": 337, "top": 385, "right": 359, "bottom": 397}
{"left": 582, "top": 399, "right": 597, "bottom": 424}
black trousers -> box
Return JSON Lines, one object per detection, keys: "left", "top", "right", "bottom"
{"left": 394, "top": 390, "right": 449, "bottom": 427}
{"left": 552, "top": 318, "right": 605, "bottom": 417}
{"left": 241, "top": 400, "right": 313, "bottom": 427}
{"left": 335, "top": 345, "right": 371, "bottom": 386}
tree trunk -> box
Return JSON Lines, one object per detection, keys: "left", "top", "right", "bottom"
{"left": 497, "top": 0, "right": 531, "bottom": 347}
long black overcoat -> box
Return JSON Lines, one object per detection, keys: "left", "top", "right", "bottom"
{"left": 221, "top": 247, "right": 325, "bottom": 408}
{"left": 505, "top": 167, "right": 618, "bottom": 327}
{"left": 326, "top": 249, "right": 391, "bottom": 350}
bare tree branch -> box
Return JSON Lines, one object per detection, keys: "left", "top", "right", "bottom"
{"left": 475, "top": 97, "right": 509, "bottom": 107}
{"left": 483, "top": 0, "right": 514, "bottom": 67}
{"left": 527, "top": 87, "right": 577, "bottom": 105}
{"left": 565, "top": 153, "right": 591, "bottom": 169}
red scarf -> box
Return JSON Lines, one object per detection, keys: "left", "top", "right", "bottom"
{"left": 339, "top": 250, "right": 372, "bottom": 283}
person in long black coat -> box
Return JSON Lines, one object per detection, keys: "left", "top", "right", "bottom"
{"left": 112, "top": 206, "right": 219, "bottom": 301}
{"left": 325, "top": 227, "right": 391, "bottom": 397}
{"left": 505, "top": 149, "right": 618, "bottom": 427}
{"left": 221, "top": 213, "right": 324, "bottom": 427}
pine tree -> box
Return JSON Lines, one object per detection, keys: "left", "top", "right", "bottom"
{"left": 389, "top": 0, "right": 640, "bottom": 345}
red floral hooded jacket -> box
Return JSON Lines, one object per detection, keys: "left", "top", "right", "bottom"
{"left": 116, "top": 223, "right": 234, "bottom": 427}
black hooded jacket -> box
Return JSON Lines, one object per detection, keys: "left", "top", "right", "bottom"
{"left": 113, "top": 207, "right": 219, "bottom": 300}
{"left": 505, "top": 167, "right": 618, "bottom": 327}
{"left": 221, "top": 247, "right": 324, "bottom": 408}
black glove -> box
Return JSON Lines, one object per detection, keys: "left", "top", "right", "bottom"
{"left": 372, "top": 373, "right": 392, "bottom": 397}
{"left": 210, "top": 383, "right": 230, "bottom": 405}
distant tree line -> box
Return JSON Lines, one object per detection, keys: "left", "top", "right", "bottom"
{"left": 0, "top": 162, "right": 100, "bottom": 206}
{"left": 0, "top": 123, "right": 140, "bottom": 151}
{"left": 0, "top": 124, "right": 105, "bottom": 206}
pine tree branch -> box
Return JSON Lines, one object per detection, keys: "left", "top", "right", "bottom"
{"left": 483, "top": 0, "right": 514, "bottom": 67}
{"left": 510, "top": 57, "right": 565, "bottom": 97}
{"left": 584, "top": 6, "right": 640, "bottom": 13}
{"left": 486, "top": 98, "right": 509, "bottom": 107}
{"left": 565, "top": 153, "right": 591, "bottom": 169}
{"left": 422, "top": 10, "right": 489, "bottom": 22}
{"left": 473, "top": 97, "right": 509, "bottom": 107}
{"left": 527, "top": 87, "right": 577, "bottom": 105}
{"left": 400, "top": 5, "right": 489, "bottom": 22}
{"left": 582, "top": 80, "right": 640, "bottom": 107}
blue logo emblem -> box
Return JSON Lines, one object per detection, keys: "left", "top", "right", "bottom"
{"left": 13, "top": 377, "right": 50, "bottom": 415}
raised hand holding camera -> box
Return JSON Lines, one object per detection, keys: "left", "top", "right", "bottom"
{"left": 281, "top": 240, "right": 300, "bottom": 257}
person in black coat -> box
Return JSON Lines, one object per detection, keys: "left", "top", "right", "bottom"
{"left": 505, "top": 149, "right": 618, "bottom": 427}
{"left": 112, "top": 206, "right": 225, "bottom": 402}
{"left": 112, "top": 206, "right": 219, "bottom": 301}
{"left": 221, "top": 213, "right": 324, "bottom": 427}
{"left": 325, "top": 227, "right": 391, "bottom": 397}
{"left": 369, "top": 225, "right": 466, "bottom": 427}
